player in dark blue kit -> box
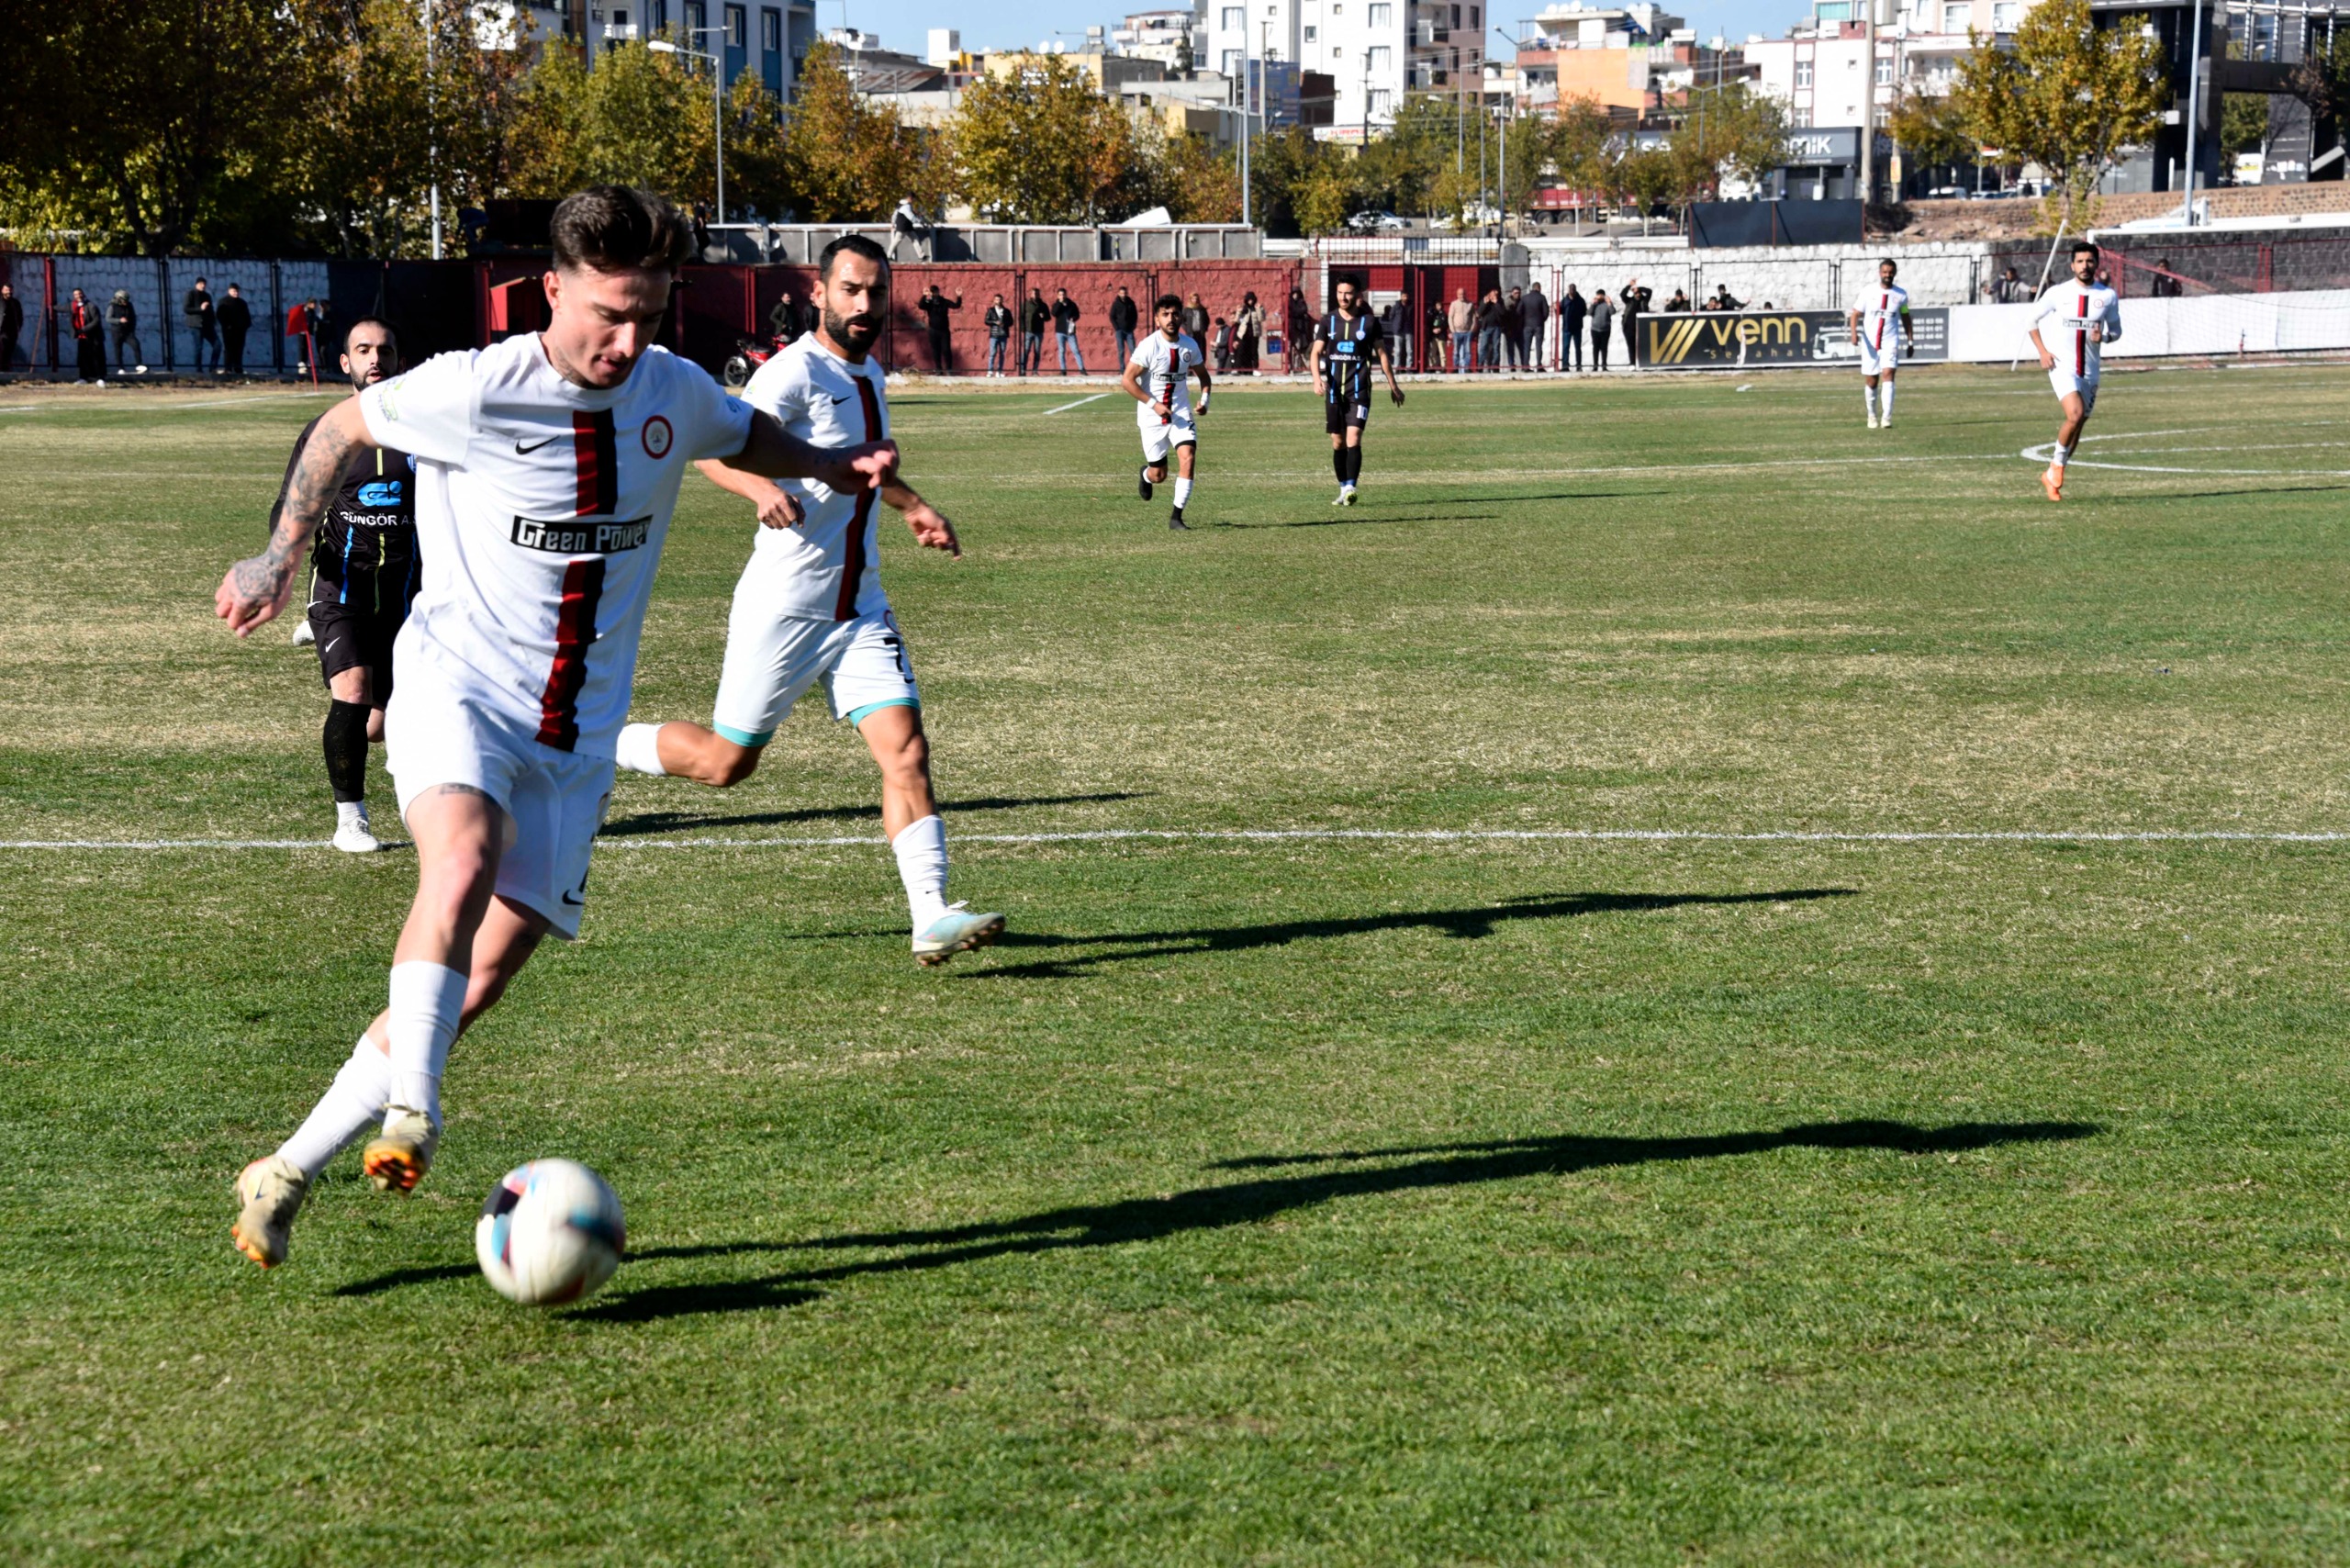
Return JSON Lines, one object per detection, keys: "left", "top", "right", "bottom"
{"left": 1310, "top": 275, "right": 1405, "bottom": 507}
{"left": 267, "top": 318, "right": 419, "bottom": 851}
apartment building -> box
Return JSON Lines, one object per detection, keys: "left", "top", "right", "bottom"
{"left": 1199, "top": 0, "right": 1484, "bottom": 140}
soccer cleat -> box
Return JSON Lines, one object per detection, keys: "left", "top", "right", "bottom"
{"left": 1338, "top": 485, "right": 1358, "bottom": 507}
{"left": 2041, "top": 465, "right": 2065, "bottom": 502}
{"left": 333, "top": 801, "right": 382, "bottom": 855}
{"left": 232, "top": 1156, "right": 310, "bottom": 1269}
{"left": 1169, "top": 509, "right": 1189, "bottom": 531}
{"left": 362, "top": 1108, "right": 439, "bottom": 1193}
{"left": 913, "top": 902, "right": 1007, "bottom": 967}
{"left": 1880, "top": 417, "right": 1893, "bottom": 430}
{"left": 1138, "top": 467, "right": 1154, "bottom": 501}
{"left": 291, "top": 619, "right": 316, "bottom": 646}
{"left": 1866, "top": 414, "right": 1879, "bottom": 429}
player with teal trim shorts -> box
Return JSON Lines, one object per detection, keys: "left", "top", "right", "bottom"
{"left": 613, "top": 235, "right": 1004, "bottom": 967}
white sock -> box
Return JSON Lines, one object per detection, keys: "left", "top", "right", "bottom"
{"left": 1864, "top": 385, "right": 1879, "bottom": 419}
{"left": 276, "top": 1033, "right": 394, "bottom": 1179}
{"left": 615, "top": 722, "right": 667, "bottom": 777}
{"left": 337, "top": 801, "right": 369, "bottom": 825}
{"left": 385, "top": 960, "right": 466, "bottom": 1126}
{"left": 892, "top": 814, "right": 949, "bottom": 932}
{"left": 2053, "top": 443, "right": 2070, "bottom": 468}
{"left": 1172, "top": 476, "right": 1193, "bottom": 509}
{"left": 1880, "top": 378, "right": 1896, "bottom": 419}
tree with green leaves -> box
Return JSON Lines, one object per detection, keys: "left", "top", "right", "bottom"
{"left": 1666, "top": 82, "right": 1789, "bottom": 206}
{"left": 1954, "top": 0, "right": 2167, "bottom": 233}
{"left": 951, "top": 56, "right": 1147, "bottom": 222}
{"left": 1886, "top": 85, "right": 1977, "bottom": 185}
{"left": 777, "top": 41, "right": 945, "bottom": 222}
{"left": 506, "top": 41, "right": 715, "bottom": 205}
{"left": 2287, "top": 27, "right": 2350, "bottom": 169}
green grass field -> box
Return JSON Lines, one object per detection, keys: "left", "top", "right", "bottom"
{"left": 6, "top": 363, "right": 2350, "bottom": 1564}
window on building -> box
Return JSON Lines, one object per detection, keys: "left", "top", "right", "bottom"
{"left": 1989, "top": 0, "right": 2018, "bottom": 26}
{"left": 1369, "top": 44, "right": 1391, "bottom": 67}
{"left": 1370, "top": 88, "right": 1393, "bottom": 114}
{"left": 1941, "top": 1, "right": 1967, "bottom": 29}
{"left": 1794, "top": 61, "right": 1812, "bottom": 87}
{"left": 1304, "top": 24, "right": 1317, "bottom": 40}
{"left": 723, "top": 3, "right": 746, "bottom": 83}
{"left": 1223, "top": 48, "right": 1242, "bottom": 73}
{"left": 649, "top": 0, "right": 666, "bottom": 32}
{"left": 761, "top": 6, "right": 782, "bottom": 94}
{"left": 1369, "top": 2, "right": 1391, "bottom": 24}
{"left": 1222, "top": 6, "right": 1243, "bottom": 29}
{"left": 1469, "top": 6, "right": 1478, "bottom": 25}
{"left": 1875, "top": 55, "right": 1893, "bottom": 84}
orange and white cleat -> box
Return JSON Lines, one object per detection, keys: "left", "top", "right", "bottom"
{"left": 362, "top": 1108, "right": 439, "bottom": 1193}
{"left": 2041, "top": 465, "right": 2065, "bottom": 502}
{"left": 232, "top": 1156, "right": 310, "bottom": 1269}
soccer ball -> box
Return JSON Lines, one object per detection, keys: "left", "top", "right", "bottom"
{"left": 475, "top": 1159, "right": 626, "bottom": 1306}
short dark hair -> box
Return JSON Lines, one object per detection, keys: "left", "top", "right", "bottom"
{"left": 2073, "top": 240, "right": 2100, "bottom": 259}
{"left": 550, "top": 185, "right": 692, "bottom": 274}
{"left": 816, "top": 233, "right": 888, "bottom": 282}
{"left": 1333, "top": 274, "right": 1364, "bottom": 294}
{"left": 342, "top": 316, "right": 398, "bottom": 352}
{"left": 1154, "top": 292, "right": 1182, "bottom": 313}
{"left": 1879, "top": 256, "right": 1897, "bottom": 272}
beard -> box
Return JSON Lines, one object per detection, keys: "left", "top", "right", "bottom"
{"left": 824, "top": 305, "right": 881, "bottom": 358}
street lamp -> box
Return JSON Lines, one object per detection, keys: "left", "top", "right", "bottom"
{"left": 650, "top": 28, "right": 727, "bottom": 226}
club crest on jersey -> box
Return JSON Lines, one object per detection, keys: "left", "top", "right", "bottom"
{"left": 510, "top": 515, "right": 653, "bottom": 554}
{"left": 641, "top": 415, "right": 673, "bottom": 458}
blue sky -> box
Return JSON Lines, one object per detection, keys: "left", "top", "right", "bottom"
{"left": 834, "top": 0, "right": 1807, "bottom": 58}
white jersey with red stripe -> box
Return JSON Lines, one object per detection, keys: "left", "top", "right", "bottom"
{"left": 2031, "top": 281, "right": 2123, "bottom": 382}
{"left": 1856, "top": 284, "right": 1909, "bottom": 355}
{"left": 357, "top": 336, "right": 754, "bottom": 759}
{"left": 1130, "top": 330, "right": 1203, "bottom": 427}
{"left": 738, "top": 335, "right": 890, "bottom": 622}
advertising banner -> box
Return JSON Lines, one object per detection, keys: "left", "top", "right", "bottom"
{"left": 1638, "top": 308, "right": 1951, "bottom": 370}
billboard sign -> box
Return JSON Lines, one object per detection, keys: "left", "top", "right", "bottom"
{"left": 1638, "top": 308, "right": 1951, "bottom": 369}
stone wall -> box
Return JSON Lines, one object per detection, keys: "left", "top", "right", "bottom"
{"left": 0, "top": 255, "right": 331, "bottom": 374}
{"left": 1902, "top": 182, "right": 2350, "bottom": 243}
{"left": 1516, "top": 237, "right": 1995, "bottom": 310}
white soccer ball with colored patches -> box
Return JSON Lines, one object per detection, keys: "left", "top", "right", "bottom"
{"left": 476, "top": 1159, "right": 626, "bottom": 1306}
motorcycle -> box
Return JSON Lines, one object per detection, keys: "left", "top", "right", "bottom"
{"left": 723, "top": 333, "right": 789, "bottom": 390}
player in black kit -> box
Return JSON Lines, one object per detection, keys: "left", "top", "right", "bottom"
{"left": 1310, "top": 275, "right": 1404, "bottom": 507}
{"left": 267, "top": 317, "right": 418, "bottom": 851}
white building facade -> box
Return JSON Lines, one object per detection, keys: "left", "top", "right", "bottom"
{"left": 1199, "top": 0, "right": 1484, "bottom": 140}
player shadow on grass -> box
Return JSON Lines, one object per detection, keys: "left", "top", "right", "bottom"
{"left": 968, "top": 888, "right": 1857, "bottom": 979}
{"left": 599, "top": 790, "right": 1149, "bottom": 839}
{"left": 334, "top": 1114, "right": 2090, "bottom": 1319}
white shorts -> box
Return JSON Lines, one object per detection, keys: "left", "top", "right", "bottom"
{"left": 2048, "top": 365, "right": 2100, "bottom": 410}
{"left": 1858, "top": 338, "right": 1903, "bottom": 376}
{"left": 385, "top": 660, "right": 615, "bottom": 941}
{"left": 711, "top": 606, "right": 919, "bottom": 747}
{"left": 1139, "top": 412, "right": 1198, "bottom": 465}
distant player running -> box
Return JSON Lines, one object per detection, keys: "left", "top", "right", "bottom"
{"left": 1122, "top": 292, "right": 1210, "bottom": 531}
{"left": 1311, "top": 276, "right": 1404, "bottom": 506}
{"left": 1848, "top": 257, "right": 1911, "bottom": 430}
{"left": 214, "top": 186, "right": 894, "bottom": 1268}
{"left": 2027, "top": 241, "right": 2123, "bottom": 502}
{"left": 271, "top": 317, "right": 418, "bottom": 851}
{"left": 612, "top": 235, "right": 1005, "bottom": 968}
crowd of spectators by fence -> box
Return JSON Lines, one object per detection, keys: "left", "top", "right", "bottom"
{"left": 0, "top": 273, "right": 326, "bottom": 383}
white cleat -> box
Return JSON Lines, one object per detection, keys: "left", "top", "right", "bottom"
{"left": 1337, "top": 485, "right": 1358, "bottom": 507}
{"left": 232, "top": 1156, "right": 310, "bottom": 1269}
{"left": 291, "top": 619, "right": 316, "bottom": 646}
{"left": 913, "top": 902, "right": 1007, "bottom": 968}
{"left": 1865, "top": 414, "right": 1880, "bottom": 429}
{"left": 333, "top": 801, "right": 383, "bottom": 854}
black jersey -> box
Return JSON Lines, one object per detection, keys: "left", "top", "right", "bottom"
{"left": 1315, "top": 309, "right": 1385, "bottom": 408}
{"left": 272, "top": 410, "right": 419, "bottom": 581}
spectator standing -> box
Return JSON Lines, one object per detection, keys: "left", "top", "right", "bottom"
{"left": 1663, "top": 286, "right": 1691, "bottom": 313}
{"left": 1447, "top": 288, "right": 1473, "bottom": 370}
{"left": 768, "top": 288, "right": 804, "bottom": 343}
{"left": 1475, "top": 289, "right": 1503, "bottom": 370}
{"left": 1382, "top": 297, "right": 1409, "bottom": 371}
{"left": 918, "top": 283, "right": 962, "bottom": 373}
{"left": 1234, "top": 291, "right": 1263, "bottom": 372}
{"left": 107, "top": 289, "right": 144, "bottom": 373}
{"left": 1521, "top": 282, "right": 1550, "bottom": 369}
{"left": 1286, "top": 287, "right": 1313, "bottom": 371}
{"left": 1561, "top": 284, "right": 1587, "bottom": 371}
{"left": 1182, "top": 293, "right": 1210, "bottom": 342}
{"left": 1050, "top": 287, "right": 1086, "bottom": 373}
{"left": 1588, "top": 288, "right": 1615, "bottom": 370}
{"left": 1995, "top": 266, "right": 2027, "bottom": 303}
{"left": 0, "top": 283, "right": 22, "bottom": 372}
{"left": 70, "top": 288, "right": 105, "bottom": 381}
{"left": 1109, "top": 286, "right": 1139, "bottom": 366}
{"left": 1619, "top": 278, "right": 1651, "bottom": 368}
{"left": 2151, "top": 258, "right": 2183, "bottom": 298}
{"left": 184, "top": 276, "right": 218, "bottom": 374}
{"left": 1501, "top": 287, "right": 1526, "bottom": 369}
{"left": 218, "top": 284, "right": 253, "bottom": 375}
{"left": 1427, "top": 299, "right": 1449, "bottom": 371}
{"left": 984, "top": 292, "right": 1013, "bottom": 375}
{"left": 1019, "top": 286, "right": 1049, "bottom": 375}
{"left": 1212, "top": 316, "right": 1233, "bottom": 372}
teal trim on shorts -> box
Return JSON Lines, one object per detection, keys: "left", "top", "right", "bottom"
{"left": 845, "top": 698, "right": 920, "bottom": 727}
{"left": 712, "top": 721, "right": 773, "bottom": 747}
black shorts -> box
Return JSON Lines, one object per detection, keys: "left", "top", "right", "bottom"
{"left": 308, "top": 567, "right": 413, "bottom": 696}
{"left": 1325, "top": 393, "right": 1371, "bottom": 435}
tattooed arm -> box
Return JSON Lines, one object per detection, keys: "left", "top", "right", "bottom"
{"left": 216, "top": 397, "right": 373, "bottom": 636}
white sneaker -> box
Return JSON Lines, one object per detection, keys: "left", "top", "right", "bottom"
{"left": 290, "top": 619, "right": 316, "bottom": 646}
{"left": 1865, "top": 414, "right": 1879, "bottom": 429}
{"left": 912, "top": 902, "right": 1007, "bottom": 967}
{"left": 1879, "top": 416, "right": 1893, "bottom": 430}
{"left": 1338, "top": 485, "right": 1358, "bottom": 507}
{"left": 333, "top": 802, "right": 382, "bottom": 854}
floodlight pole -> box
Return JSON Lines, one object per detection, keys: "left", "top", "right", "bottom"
{"left": 425, "top": 0, "right": 442, "bottom": 258}
{"left": 2180, "top": 0, "right": 2205, "bottom": 224}
{"left": 651, "top": 30, "right": 728, "bottom": 225}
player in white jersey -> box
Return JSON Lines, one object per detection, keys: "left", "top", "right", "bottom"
{"left": 1122, "top": 292, "right": 1211, "bottom": 530}
{"left": 1847, "top": 257, "right": 1912, "bottom": 430}
{"left": 213, "top": 187, "right": 896, "bottom": 1268}
{"left": 2025, "top": 240, "right": 2124, "bottom": 502}
{"left": 610, "top": 236, "right": 1005, "bottom": 968}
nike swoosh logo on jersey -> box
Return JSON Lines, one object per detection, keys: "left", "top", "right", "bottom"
{"left": 561, "top": 890, "right": 585, "bottom": 905}
{"left": 829, "top": 395, "right": 849, "bottom": 405}
{"left": 513, "top": 436, "right": 556, "bottom": 454}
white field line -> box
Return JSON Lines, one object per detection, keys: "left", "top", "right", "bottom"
{"left": 6, "top": 828, "right": 2348, "bottom": 852}
{"left": 1044, "top": 392, "right": 1110, "bottom": 415}
{"left": 0, "top": 391, "right": 334, "bottom": 416}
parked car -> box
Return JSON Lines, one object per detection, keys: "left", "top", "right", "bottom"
{"left": 1924, "top": 185, "right": 1965, "bottom": 199}
{"left": 1346, "top": 210, "right": 1408, "bottom": 232}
